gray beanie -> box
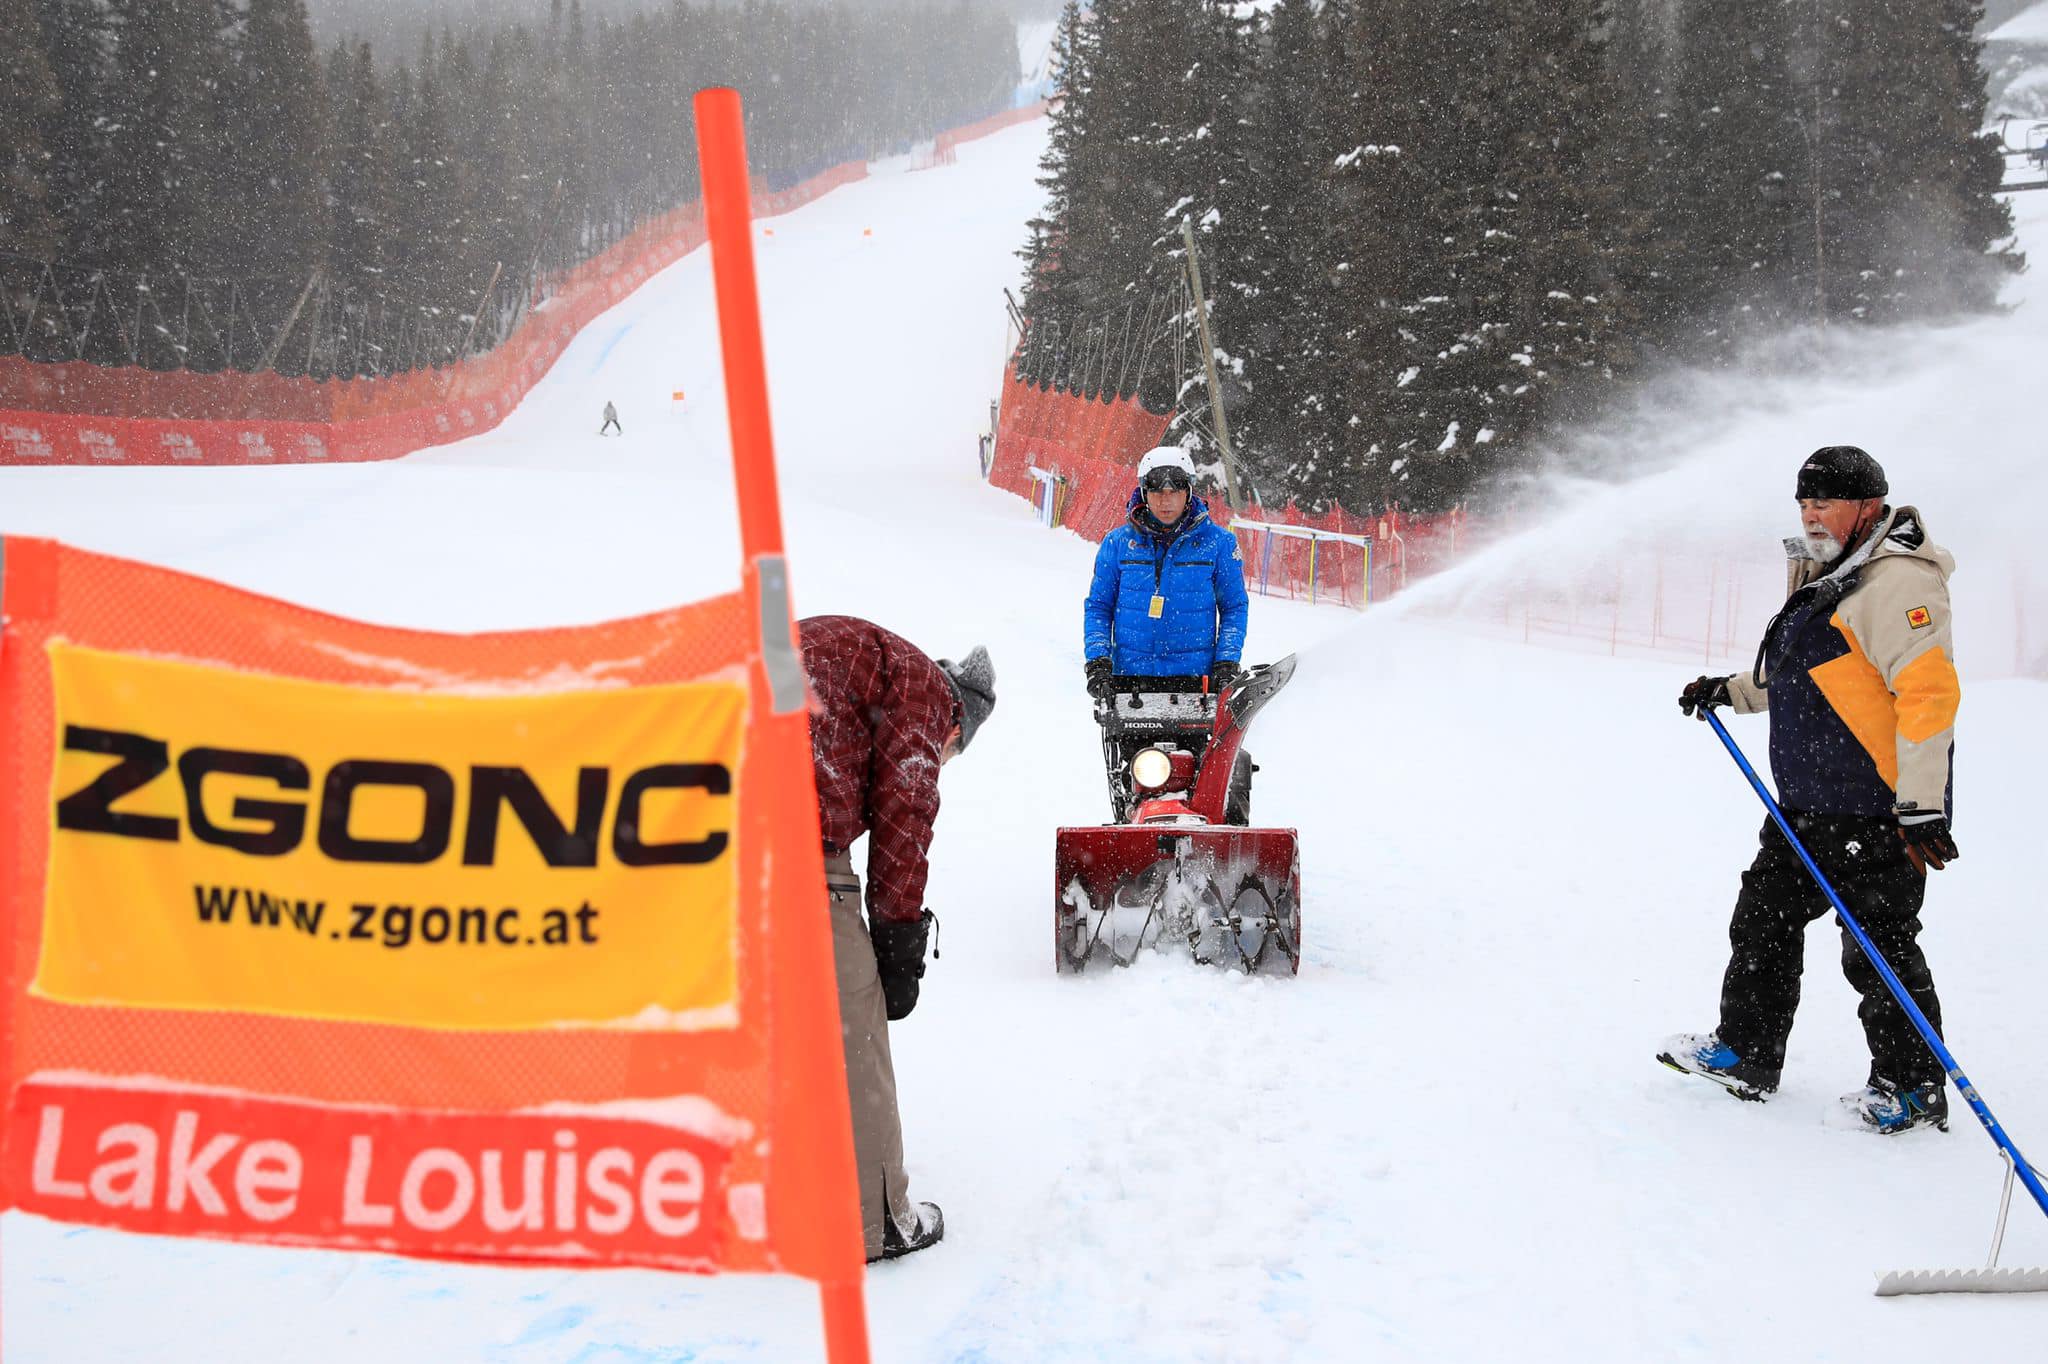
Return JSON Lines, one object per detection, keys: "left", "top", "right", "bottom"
{"left": 937, "top": 646, "right": 996, "bottom": 754}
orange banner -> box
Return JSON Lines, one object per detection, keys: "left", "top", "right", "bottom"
{"left": 0, "top": 534, "right": 856, "bottom": 1284}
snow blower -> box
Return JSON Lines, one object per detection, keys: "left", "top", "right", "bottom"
{"left": 1053, "top": 656, "right": 1299, "bottom": 975}
{"left": 1703, "top": 710, "right": 2048, "bottom": 1296}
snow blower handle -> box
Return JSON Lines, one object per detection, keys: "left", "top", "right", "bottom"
{"left": 1701, "top": 710, "right": 2048, "bottom": 1224}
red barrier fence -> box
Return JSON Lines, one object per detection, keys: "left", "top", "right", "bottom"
{"left": 934, "top": 101, "right": 1049, "bottom": 162}
{"left": 0, "top": 163, "right": 866, "bottom": 467}
{"left": 0, "top": 105, "right": 1043, "bottom": 470}
{"left": 986, "top": 370, "right": 1470, "bottom": 606}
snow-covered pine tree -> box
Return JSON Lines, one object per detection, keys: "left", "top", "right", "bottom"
{"left": 1795, "top": 0, "right": 2018, "bottom": 321}
{"left": 390, "top": 31, "right": 477, "bottom": 344}
{"left": 100, "top": 0, "right": 236, "bottom": 287}
{"left": 1019, "top": 0, "right": 1095, "bottom": 350}
{"left": 1940, "top": 0, "right": 2025, "bottom": 306}
{"left": 324, "top": 39, "right": 396, "bottom": 293}
{"left": 1372, "top": 0, "right": 1515, "bottom": 512}
{"left": 220, "top": 0, "right": 327, "bottom": 291}
{"left": 33, "top": 0, "right": 117, "bottom": 266}
{"left": 1660, "top": 0, "right": 1807, "bottom": 345}
{"left": 1159, "top": 0, "right": 1258, "bottom": 459}
{"left": 1473, "top": 0, "right": 1646, "bottom": 453}
{"left": 1231, "top": 0, "right": 1333, "bottom": 505}
{"left": 0, "top": 0, "right": 62, "bottom": 262}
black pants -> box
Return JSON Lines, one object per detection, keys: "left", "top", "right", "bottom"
{"left": 1716, "top": 812, "right": 1945, "bottom": 1090}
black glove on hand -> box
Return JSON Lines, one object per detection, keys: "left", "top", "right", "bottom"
{"left": 1085, "top": 657, "right": 1114, "bottom": 699}
{"left": 1209, "top": 660, "right": 1240, "bottom": 693}
{"left": 1678, "top": 674, "right": 1732, "bottom": 719}
{"left": 1898, "top": 815, "right": 1958, "bottom": 872}
{"left": 869, "top": 909, "right": 933, "bottom": 1021}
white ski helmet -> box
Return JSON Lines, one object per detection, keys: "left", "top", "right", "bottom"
{"left": 1135, "top": 446, "right": 1197, "bottom": 488}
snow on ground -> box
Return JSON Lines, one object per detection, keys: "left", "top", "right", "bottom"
{"left": 7, "top": 114, "right": 2048, "bottom": 1363}
{"left": 1991, "top": 1, "right": 2048, "bottom": 45}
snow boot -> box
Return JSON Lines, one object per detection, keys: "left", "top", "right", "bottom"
{"left": 1841, "top": 1079, "right": 1949, "bottom": 1135}
{"left": 873, "top": 1200, "right": 944, "bottom": 1262}
{"left": 1656, "top": 1033, "right": 1781, "bottom": 1102}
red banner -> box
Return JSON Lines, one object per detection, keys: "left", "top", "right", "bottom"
{"left": 12, "top": 1078, "right": 740, "bottom": 1267}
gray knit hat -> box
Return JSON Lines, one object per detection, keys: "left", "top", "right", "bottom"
{"left": 937, "top": 646, "right": 996, "bottom": 754}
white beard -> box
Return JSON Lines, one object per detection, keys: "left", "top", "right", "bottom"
{"left": 1804, "top": 529, "right": 1845, "bottom": 564}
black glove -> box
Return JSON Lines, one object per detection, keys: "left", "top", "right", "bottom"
{"left": 1898, "top": 814, "right": 1958, "bottom": 872}
{"left": 1085, "top": 656, "right": 1114, "bottom": 699}
{"left": 1678, "top": 674, "right": 1732, "bottom": 719}
{"left": 1209, "top": 660, "right": 1240, "bottom": 693}
{"left": 869, "top": 909, "right": 933, "bottom": 1021}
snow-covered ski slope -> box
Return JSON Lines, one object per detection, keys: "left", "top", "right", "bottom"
{"left": 7, "top": 115, "right": 2048, "bottom": 1363}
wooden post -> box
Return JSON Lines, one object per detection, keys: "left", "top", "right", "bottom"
{"left": 1180, "top": 217, "right": 1244, "bottom": 513}
{"left": 256, "top": 268, "right": 322, "bottom": 374}
{"left": 449, "top": 261, "right": 505, "bottom": 378}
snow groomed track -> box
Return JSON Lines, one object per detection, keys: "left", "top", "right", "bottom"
{"left": 6, "top": 108, "right": 2048, "bottom": 1362}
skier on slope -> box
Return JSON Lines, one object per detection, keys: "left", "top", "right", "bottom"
{"left": 1661, "top": 445, "right": 1960, "bottom": 1134}
{"left": 599, "top": 400, "right": 622, "bottom": 436}
{"left": 797, "top": 615, "right": 995, "bottom": 1260}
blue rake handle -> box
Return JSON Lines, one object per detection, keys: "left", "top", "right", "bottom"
{"left": 1701, "top": 709, "right": 2048, "bottom": 1222}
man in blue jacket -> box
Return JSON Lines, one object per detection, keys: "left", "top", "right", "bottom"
{"left": 1083, "top": 446, "right": 1249, "bottom": 690}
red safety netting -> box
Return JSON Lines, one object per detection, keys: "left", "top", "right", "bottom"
{"left": 986, "top": 370, "right": 1475, "bottom": 605}
{"left": 0, "top": 164, "right": 864, "bottom": 468}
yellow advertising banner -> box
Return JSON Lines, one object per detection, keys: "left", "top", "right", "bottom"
{"left": 34, "top": 644, "right": 744, "bottom": 1031}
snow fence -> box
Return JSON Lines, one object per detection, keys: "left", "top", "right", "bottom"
{"left": 985, "top": 369, "right": 1468, "bottom": 607}
{"left": 0, "top": 103, "right": 1052, "bottom": 469}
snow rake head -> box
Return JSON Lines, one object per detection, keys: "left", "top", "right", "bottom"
{"left": 1874, "top": 1151, "right": 2048, "bottom": 1297}
{"left": 1053, "top": 824, "right": 1299, "bottom": 975}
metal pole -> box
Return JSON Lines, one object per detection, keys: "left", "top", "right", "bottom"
{"left": 1180, "top": 217, "right": 1243, "bottom": 512}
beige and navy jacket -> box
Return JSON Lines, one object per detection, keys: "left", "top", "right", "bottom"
{"left": 1725, "top": 506, "right": 1959, "bottom": 819}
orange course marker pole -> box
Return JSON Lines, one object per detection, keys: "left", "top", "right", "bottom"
{"left": 696, "top": 86, "right": 787, "bottom": 565}
{"left": 692, "top": 87, "right": 872, "bottom": 1364}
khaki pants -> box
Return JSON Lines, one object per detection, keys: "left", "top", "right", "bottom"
{"left": 825, "top": 851, "right": 913, "bottom": 1257}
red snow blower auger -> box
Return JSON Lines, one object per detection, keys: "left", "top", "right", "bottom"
{"left": 1053, "top": 656, "right": 1300, "bottom": 975}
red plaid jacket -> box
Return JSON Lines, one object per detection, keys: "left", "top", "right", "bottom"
{"left": 797, "top": 616, "right": 957, "bottom": 925}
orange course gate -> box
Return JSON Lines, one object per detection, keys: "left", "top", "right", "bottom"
{"left": 0, "top": 90, "right": 870, "bottom": 1361}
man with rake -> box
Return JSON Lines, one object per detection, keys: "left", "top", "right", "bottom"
{"left": 1660, "top": 445, "right": 1960, "bottom": 1135}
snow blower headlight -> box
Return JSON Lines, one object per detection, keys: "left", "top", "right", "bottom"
{"left": 1130, "top": 747, "right": 1175, "bottom": 791}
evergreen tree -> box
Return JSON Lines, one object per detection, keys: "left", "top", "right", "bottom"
{"left": 1, "top": 0, "right": 62, "bottom": 260}
{"left": 1230, "top": 0, "right": 1331, "bottom": 501}
{"left": 325, "top": 39, "right": 395, "bottom": 290}
{"left": 390, "top": 30, "right": 473, "bottom": 340}
{"left": 220, "top": 0, "right": 326, "bottom": 278}
{"left": 32, "top": 0, "right": 116, "bottom": 263}
{"left": 1019, "top": 0, "right": 1093, "bottom": 334}
{"left": 99, "top": 0, "right": 235, "bottom": 279}
{"left": 1800, "top": 0, "right": 2017, "bottom": 320}
{"left": 1941, "top": 0, "right": 2023, "bottom": 308}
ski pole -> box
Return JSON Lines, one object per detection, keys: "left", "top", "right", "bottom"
{"left": 1702, "top": 708, "right": 2048, "bottom": 1221}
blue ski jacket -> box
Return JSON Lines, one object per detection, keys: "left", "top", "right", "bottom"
{"left": 1083, "top": 491, "right": 1249, "bottom": 676}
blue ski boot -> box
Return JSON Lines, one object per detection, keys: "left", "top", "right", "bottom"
{"left": 1656, "top": 1033, "right": 1780, "bottom": 1102}
{"left": 1841, "top": 1079, "right": 1949, "bottom": 1134}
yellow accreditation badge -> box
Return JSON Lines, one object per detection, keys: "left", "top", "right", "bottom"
{"left": 1148, "top": 594, "right": 1166, "bottom": 619}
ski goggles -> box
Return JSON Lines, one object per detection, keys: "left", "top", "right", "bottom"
{"left": 1140, "top": 467, "right": 1193, "bottom": 493}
